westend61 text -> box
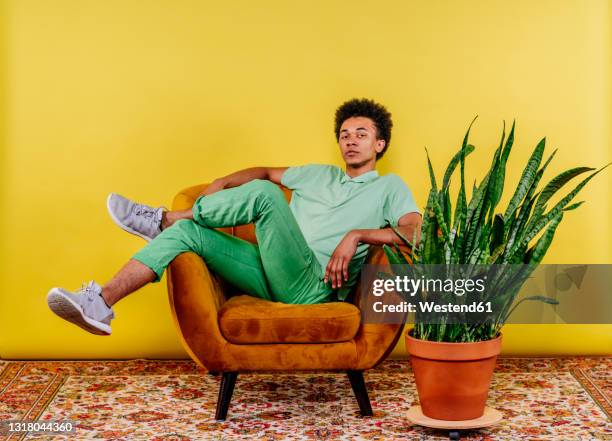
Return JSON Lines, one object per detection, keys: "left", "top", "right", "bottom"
{"left": 372, "top": 301, "right": 493, "bottom": 313}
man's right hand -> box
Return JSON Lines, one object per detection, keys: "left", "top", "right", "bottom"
{"left": 324, "top": 231, "right": 360, "bottom": 289}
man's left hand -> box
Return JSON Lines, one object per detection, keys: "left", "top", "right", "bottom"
{"left": 324, "top": 231, "right": 359, "bottom": 289}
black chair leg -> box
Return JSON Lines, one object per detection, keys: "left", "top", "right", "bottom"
{"left": 346, "top": 370, "right": 373, "bottom": 416}
{"left": 215, "top": 372, "right": 238, "bottom": 420}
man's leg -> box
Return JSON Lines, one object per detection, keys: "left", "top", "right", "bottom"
{"left": 100, "top": 259, "right": 156, "bottom": 306}
{"left": 109, "top": 180, "right": 330, "bottom": 303}
{"left": 182, "top": 179, "right": 332, "bottom": 304}
{"left": 48, "top": 219, "right": 274, "bottom": 335}
{"left": 131, "top": 218, "right": 274, "bottom": 301}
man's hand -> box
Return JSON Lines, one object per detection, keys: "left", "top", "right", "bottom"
{"left": 324, "top": 231, "right": 359, "bottom": 289}
{"left": 323, "top": 214, "right": 421, "bottom": 288}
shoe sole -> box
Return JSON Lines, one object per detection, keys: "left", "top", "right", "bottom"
{"left": 106, "top": 193, "right": 153, "bottom": 242}
{"left": 47, "top": 289, "right": 111, "bottom": 336}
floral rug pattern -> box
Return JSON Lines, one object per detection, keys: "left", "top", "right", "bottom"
{"left": 0, "top": 358, "right": 610, "bottom": 440}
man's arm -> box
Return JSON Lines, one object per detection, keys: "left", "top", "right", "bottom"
{"left": 199, "top": 167, "right": 288, "bottom": 197}
{"left": 324, "top": 212, "right": 422, "bottom": 289}
{"left": 351, "top": 212, "right": 422, "bottom": 248}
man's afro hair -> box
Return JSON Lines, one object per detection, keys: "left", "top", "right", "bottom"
{"left": 334, "top": 98, "right": 393, "bottom": 160}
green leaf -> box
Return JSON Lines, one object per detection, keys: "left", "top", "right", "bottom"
{"left": 422, "top": 200, "right": 441, "bottom": 262}
{"left": 442, "top": 144, "right": 475, "bottom": 191}
{"left": 383, "top": 244, "right": 408, "bottom": 265}
{"left": 504, "top": 295, "right": 559, "bottom": 323}
{"left": 490, "top": 214, "right": 504, "bottom": 253}
{"left": 527, "top": 212, "right": 564, "bottom": 264}
{"left": 420, "top": 188, "right": 437, "bottom": 257}
{"left": 425, "top": 148, "right": 438, "bottom": 193}
{"left": 504, "top": 194, "right": 537, "bottom": 262}
{"left": 453, "top": 184, "right": 467, "bottom": 233}
{"left": 442, "top": 189, "right": 452, "bottom": 226}
{"left": 487, "top": 244, "right": 506, "bottom": 264}
{"left": 500, "top": 120, "right": 515, "bottom": 167}
{"left": 515, "top": 163, "right": 611, "bottom": 255}
{"left": 488, "top": 120, "right": 515, "bottom": 215}
{"left": 462, "top": 173, "right": 491, "bottom": 259}
{"left": 454, "top": 116, "right": 478, "bottom": 234}
{"left": 533, "top": 167, "right": 595, "bottom": 218}
{"left": 431, "top": 195, "right": 459, "bottom": 261}
{"left": 390, "top": 225, "right": 415, "bottom": 249}
{"left": 563, "top": 201, "right": 585, "bottom": 211}
{"left": 503, "top": 137, "right": 546, "bottom": 223}
{"left": 504, "top": 148, "right": 557, "bottom": 241}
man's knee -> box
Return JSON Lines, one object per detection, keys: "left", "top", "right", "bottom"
{"left": 248, "top": 179, "right": 285, "bottom": 202}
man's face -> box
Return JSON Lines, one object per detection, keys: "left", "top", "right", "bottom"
{"left": 338, "top": 116, "right": 386, "bottom": 168}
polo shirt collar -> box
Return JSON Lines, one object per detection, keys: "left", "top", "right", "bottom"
{"left": 340, "top": 170, "right": 379, "bottom": 184}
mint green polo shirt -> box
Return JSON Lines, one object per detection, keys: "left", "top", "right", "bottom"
{"left": 281, "top": 164, "right": 420, "bottom": 300}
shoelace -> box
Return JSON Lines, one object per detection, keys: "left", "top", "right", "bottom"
{"left": 133, "top": 205, "right": 156, "bottom": 218}
{"left": 77, "top": 281, "right": 99, "bottom": 302}
{"left": 77, "top": 281, "right": 114, "bottom": 320}
{"left": 132, "top": 205, "right": 161, "bottom": 226}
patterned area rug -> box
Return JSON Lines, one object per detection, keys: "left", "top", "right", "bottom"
{"left": 0, "top": 358, "right": 610, "bottom": 440}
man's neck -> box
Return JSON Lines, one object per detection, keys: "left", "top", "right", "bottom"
{"left": 345, "top": 162, "right": 376, "bottom": 178}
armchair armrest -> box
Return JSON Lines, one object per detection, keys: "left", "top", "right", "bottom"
{"left": 166, "top": 184, "right": 231, "bottom": 370}
{"left": 352, "top": 246, "right": 409, "bottom": 370}
{"left": 172, "top": 184, "right": 207, "bottom": 210}
{"left": 167, "top": 253, "right": 229, "bottom": 369}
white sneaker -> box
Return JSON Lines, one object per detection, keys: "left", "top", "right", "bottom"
{"left": 107, "top": 193, "right": 165, "bottom": 241}
{"left": 47, "top": 281, "right": 115, "bottom": 335}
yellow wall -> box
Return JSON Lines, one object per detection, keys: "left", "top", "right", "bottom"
{"left": 1, "top": 0, "right": 610, "bottom": 359}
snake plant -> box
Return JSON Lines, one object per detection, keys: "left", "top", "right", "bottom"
{"left": 384, "top": 118, "right": 609, "bottom": 342}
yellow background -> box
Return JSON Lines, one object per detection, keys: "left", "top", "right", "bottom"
{"left": 1, "top": 0, "right": 610, "bottom": 359}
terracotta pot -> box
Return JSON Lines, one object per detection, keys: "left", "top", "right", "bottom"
{"left": 406, "top": 331, "right": 502, "bottom": 421}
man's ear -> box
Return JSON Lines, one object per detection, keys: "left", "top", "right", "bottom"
{"left": 375, "top": 139, "right": 386, "bottom": 153}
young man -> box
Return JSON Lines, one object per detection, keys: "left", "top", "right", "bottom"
{"left": 47, "top": 98, "right": 421, "bottom": 335}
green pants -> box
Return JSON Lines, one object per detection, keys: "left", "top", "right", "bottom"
{"left": 132, "top": 179, "right": 333, "bottom": 304}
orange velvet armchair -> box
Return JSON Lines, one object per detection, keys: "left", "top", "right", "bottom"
{"left": 166, "top": 183, "right": 405, "bottom": 420}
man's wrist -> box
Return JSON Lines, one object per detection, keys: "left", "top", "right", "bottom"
{"left": 212, "top": 178, "right": 227, "bottom": 189}
{"left": 201, "top": 179, "right": 226, "bottom": 196}
{"left": 348, "top": 229, "right": 362, "bottom": 244}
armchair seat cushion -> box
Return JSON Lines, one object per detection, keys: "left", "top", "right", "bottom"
{"left": 218, "top": 295, "right": 361, "bottom": 344}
